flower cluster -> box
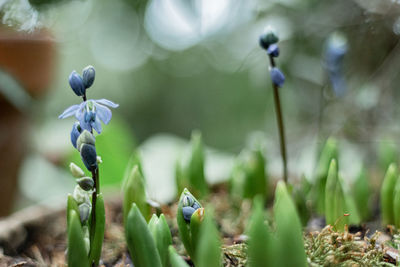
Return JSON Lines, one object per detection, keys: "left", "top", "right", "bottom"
{"left": 181, "top": 194, "right": 201, "bottom": 222}
{"left": 259, "top": 26, "right": 285, "bottom": 87}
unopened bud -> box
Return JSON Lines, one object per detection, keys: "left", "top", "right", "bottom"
{"left": 270, "top": 67, "right": 285, "bottom": 87}
{"left": 80, "top": 143, "right": 98, "bottom": 171}
{"left": 76, "top": 177, "right": 94, "bottom": 191}
{"left": 259, "top": 26, "right": 279, "bottom": 50}
{"left": 76, "top": 130, "right": 96, "bottom": 152}
{"left": 182, "top": 206, "right": 196, "bottom": 222}
{"left": 182, "top": 195, "right": 194, "bottom": 207}
{"left": 69, "top": 70, "right": 85, "bottom": 96}
{"left": 69, "top": 162, "right": 85, "bottom": 178}
{"left": 73, "top": 185, "right": 90, "bottom": 204}
{"left": 96, "top": 156, "right": 102, "bottom": 164}
{"left": 79, "top": 203, "right": 91, "bottom": 223}
{"left": 70, "top": 122, "right": 82, "bottom": 149}
{"left": 82, "top": 65, "right": 95, "bottom": 89}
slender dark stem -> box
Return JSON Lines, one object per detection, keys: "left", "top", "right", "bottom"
{"left": 83, "top": 94, "right": 87, "bottom": 102}
{"left": 268, "top": 55, "right": 288, "bottom": 183}
{"left": 89, "top": 167, "right": 99, "bottom": 266}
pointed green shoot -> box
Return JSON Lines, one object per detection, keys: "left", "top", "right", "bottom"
{"left": 314, "top": 138, "right": 338, "bottom": 214}
{"left": 175, "top": 160, "right": 188, "bottom": 197}
{"left": 67, "top": 194, "right": 80, "bottom": 228}
{"left": 274, "top": 181, "right": 307, "bottom": 267}
{"left": 68, "top": 210, "right": 90, "bottom": 267}
{"left": 381, "top": 163, "right": 398, "bottom": 226}
{"left": 393, "top": 178, "right": 400, "bottom": 228}
{"left": 148, "top": 214, "right": 173, "bottom": 267}
{"left": 177, "top": 188, "right": 202, "bottom": 260}
{"left": 246, "top": 196, "right": 275, "bottom": 267}
{"left": 88, "top": 193, "right": 105, "bottom": 266}
{"left": 353, "top": 166, "right": 371, "bottom": 221}
{"left": 195, "top": 208, "right": 222, "bottom": 267}
{"left": 187, "top": 131, "right": 208, "bottom": 198}
{"left": 243, "top": 148, "right": 267, "bottom": 200}
{"left": 325, "top": 159, "right": 348, "bottom": 231}
{"left": 125, "top": 203, "right": 162, "bottom": 267}
{"left": 379, "top": 141, "right": 398, "bottom": 174}
{"left": 123, "top": 165, "right": 150, "bottom": 224}
{"left": 341, "top": 176, "right": 361, "bottom": 225}
{"left": 169, "top": 246, "right": 190, "bottom": 267}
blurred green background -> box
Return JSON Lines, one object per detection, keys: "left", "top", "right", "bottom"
{"left": 1, "top": 0, "right": 400, "bottom": 214}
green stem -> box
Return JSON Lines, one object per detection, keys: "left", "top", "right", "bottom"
{"left": 269, "top": 55, "right": 288, "bottom": 184}
{"left": 90, "top": 168, "right": 99, "bottom": 266}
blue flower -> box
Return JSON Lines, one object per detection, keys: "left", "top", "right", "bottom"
{"left": 270, "top": 67, "right": 285, "bottom": 87}
{"left": 59, "top": 99, "right": 119, "bottom": 134}
{"left": 324, "top": 32, "right": 348, "bottom": 97}
{"left": 69, "top": 71, "right": 86, "bottom": 96}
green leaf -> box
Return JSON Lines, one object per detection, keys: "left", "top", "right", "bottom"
{"left": 67, "top": 194, "right": 80, "bottom": 229}
{"left": 353, "top": 166, "right": 371, "bottom": 221}
{"left": 125, "top": 203, "right": 162, "bottom": 267}
{"left": 195, "top": 209, "right": 222, "bottom": 267}
{"left": 393, "top": 178, "right": 400, "bottom": 228}
{"left": 341, "top": 176, "right": 361, "bottom": 225}
{"left": 88, "top": 193, "right": 105, "bottom": 266}
{"left": 177, "top": 188, "right": 202, "bottom": 261}
{"left": 274, "top": 181, "right": 307, "bottom": 267}
{"left": 169, "top": 246, "right": 189, "bottom": 267}
{"left": 242, "top": 147, "right": 267, "bottom": 200}
{"left": 67, "top": 210, "right": 89, "bottom": 267}
{"left": 381, "top": 163, "right": 398, "bottom": 226}
{"left": 246, "top": 196, "right": 275, "bottom": 267}
{"left": 314, "top": 138, "right": 338, "bottom": 214}
{"left": 379, "top": 141, "right": 398, "bottom": 174}
{"left": 123, "top": 165, "right": 150, "bottom": 225}
{"left": 187, "top": 131, "right": 208, "bottom": 198}
{"left": 148, "top": 214, "right": 173, "bottom": 267}
{"left": 175, "top": 160, "right": 188, "bottom": 198}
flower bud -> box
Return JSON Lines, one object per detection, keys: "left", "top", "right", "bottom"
{"left": 79, "top": 203, "right": 91, "bottom": 223}
{"left": 182, "top": 195, "right": 194, "bottom": 207}
{"left": 267, "top": 43, "right": 279, "bottom": 57}
{"left": 270, "top": 67, "right": 285, "bottom": 87}
{"left": 73, "top": 185, "right": 90, "bottom": 204}
{"left": 259, "top": 26, "right": 279, "bottom": 50}
{"left": 70, "top": 122, "right": 82, "bottom": 148}
{"left": 80, "top": 143, "right": 98, "bottom": 171}
{"left": 69, "top": 70, "right": 85, "bottom": 96}
{"left": 76, "top": 177, "right": 94, "bottom": 191}
{"left": 69, "top": 162, "right": 85, "bottom": 178}
{"left": 182, "top": 206, "right": 196, "bottom": 222}
{"left": 76, "top": 130, "right": 96, "bottom": 152}
{"left": 82, "top": 65, "right": 95, "bottom": 89}
{"left": 192, "top": 202, "right": 201, "bottom": 210}
{"left": 96, "top": 156, "right": 103, "bottom": 164}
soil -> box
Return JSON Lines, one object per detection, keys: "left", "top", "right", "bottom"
{"left": 0, "top": 185, "right": 397, "bottom": 266}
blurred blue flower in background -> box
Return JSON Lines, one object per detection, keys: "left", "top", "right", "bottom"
{"left": 59, "top": 99, "right": 119, "bottom": 134}
{"left": 324, "top": 32, "right": 348, "bottom": 97}
{"left": 270, "top": 67, "right": 285, "bottom": 87}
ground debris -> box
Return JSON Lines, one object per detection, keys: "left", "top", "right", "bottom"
{"left": 305, "top": 225, "right": 393, "bottom": 266}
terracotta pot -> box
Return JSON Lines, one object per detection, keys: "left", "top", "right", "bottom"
{"left": 0, "top": 27, "right": 56, "bottom": 217}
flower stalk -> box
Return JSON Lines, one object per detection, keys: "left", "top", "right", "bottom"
{"left": 260, "top": 27, "right": 288, "bottom": 183}
{"left": 60, "top": 65, "right": 118, "bottom": 267}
